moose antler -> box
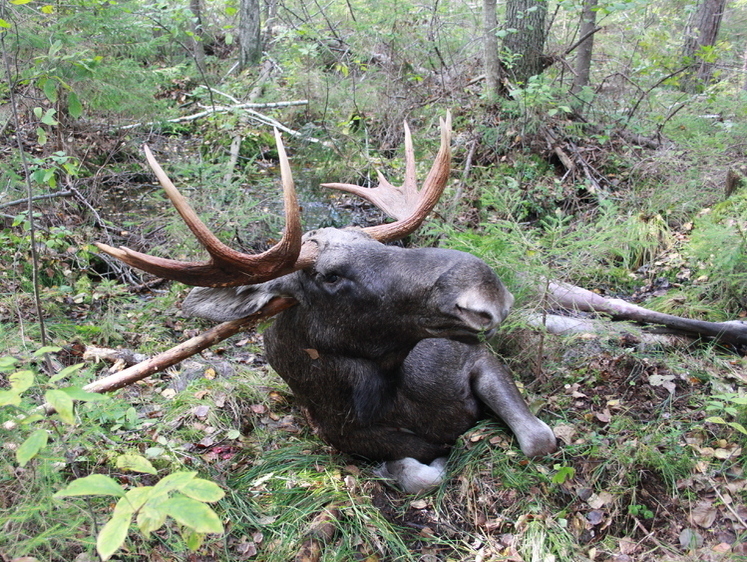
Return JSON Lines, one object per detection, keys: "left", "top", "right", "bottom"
{"left": 323, "top": 112, "right": 452, "bottom": 241}
{"left": 95, "top": 115, "right": 452, "bottom": 287}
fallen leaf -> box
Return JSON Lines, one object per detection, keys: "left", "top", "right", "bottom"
{"left": 411, "top": 499, "right": 428, "bottom": 510}
{"left": 587, "top": 491, "right": 614, "bottom": 509}
{"left": 587, "top": 509, "right": 605, "bottom": 525}
{"left": 649, "top": 374, "right": 676, "bottom": 394}
{"left": 193, "top": 405, "right": 210, "bottom": 419}
{"left": 304, "top": 348, "right": 320, "bottom": 359}
{"left": 690, "top": 501, "right": 717, "bottom": 528}
{"left": 553, "top": 424, "right": 576, "bottom": 445}
{"left": 595, "top": 409, "right": 612, "bottom": 423}
{"left": 204, "top": 367, "right": 216, "bottom": 380}
{"left": 679, "top": 528, "right": 704, "bottom": 549}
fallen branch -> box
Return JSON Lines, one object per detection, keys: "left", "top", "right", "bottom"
{"left": 83, "top": 297, "right": 296, "bottom": 394}
{"left": 0, "top": 189, "right": 74, "bottom": 210}
{"left": 544, "top": 281, "right": 747, "bottom": 347}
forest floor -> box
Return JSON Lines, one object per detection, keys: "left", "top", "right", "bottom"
{"left": 2, "top": 121, "right": 747, "bottom": 561}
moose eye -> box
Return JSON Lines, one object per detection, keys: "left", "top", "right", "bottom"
{"left": 323, "top": 273, "right": 341, "bottom": 284}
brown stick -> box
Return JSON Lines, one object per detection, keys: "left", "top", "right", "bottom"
{"left": 83, "top": 297, "right": 296, "bottom": 394}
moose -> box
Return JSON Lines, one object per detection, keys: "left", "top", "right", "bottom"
{"left": 96, "top": 113, "right": 557, "bottom": 493}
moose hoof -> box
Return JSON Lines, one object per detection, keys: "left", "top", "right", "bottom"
{"left": 517, "top": 419, "right": 558, "bottom": 458}
{"left": 375, "top": 457, "right": 447, "bottom": 494}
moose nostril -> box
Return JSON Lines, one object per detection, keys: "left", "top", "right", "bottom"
{"left": 455, "top": 303, "right": 499, "bottom": 330}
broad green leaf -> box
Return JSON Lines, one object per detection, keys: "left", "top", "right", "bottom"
{"left": 10, "top": 0, "right": 34, "bottom": 4}
{"left": 136, "top": 502, "right": 167, "bottom": 537}
{"left": 42, "top": 79, "right": 58, "bottom": 103}
{"left": 121, "top": 486, "right": 155, "bottom": 513}
{"left": 149, "top": 471, "right": 197, "bottom": 499}
{"left": 97, "top": 510, "right": 132, "bottom": 561}
{"left": 60, "top": 386, "right": 109, "bottom": 402}
{"left": 183, "top": 528, "right": 205, "bottom": 551}
{"left": 0, "top": 19, "right": 12, "bottom": 29}
{"left": 49, "top": 362, "right": 85, "bottom": 383}
{"left": 162, "top": 495, "right": 224, "bottom": 534}
{"left": 16, "top": 429, "right": 49, "bottom": 466}
{"left": 33, "top": 346, "right": 61, "bottom": 356}
{"left": 67, "top": 92, "right": 82, "bottom": 119}
{"left": 41, "top": 4, "right": 54, "bottom": 13}
{"left": 9, "top": 370, "right": 34, "bottom": 393}
{"left": 54, "top": 474, "right": 125, "bottom": 498}
{"left": 116, "top": 453, "right": 157, "bottom": 475}
{"left": 41, "top": 108, "right": 58, "bottom": 126}
{"left": 179, "top": 478, "right": 225, "bottom": 502}
{"left": 20, "top": 414, "right": 45, "bottom": 425}
{"left": 0, "top": 390, "right": 21, "bottom": 406}
{"left": 0, "top": 356, "right": 18, "bottom": 371}
{"left": 45, "top": 389, "right": 75, "bottom": 424}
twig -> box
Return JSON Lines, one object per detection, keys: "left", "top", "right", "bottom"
{"left": 82, "top": 298, "right": 296, "bottom": 394}
{"left": 0, "top": 189, "right": 74, "bottom": 210}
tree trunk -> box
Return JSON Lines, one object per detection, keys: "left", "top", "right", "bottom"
{"left": 502, "top": 0, "right": 549, "bottom": 83}
{"left": 571, "top": 0, "right": 598, "bottom": 97}
{"left": 680, "top": 0, "right": 726, "bottom": 92}
{"left": 189, "top": 0, "right": 206, "bottom": 74}
{"left": 483, "top": 0, "right": 506, "bottom": 97}
{"left": 238, "top": 0, "right": 262, "bottom": 70}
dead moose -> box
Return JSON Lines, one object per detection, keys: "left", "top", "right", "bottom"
{"left": 96, "top": 113, "right": 558, "bottom": 493}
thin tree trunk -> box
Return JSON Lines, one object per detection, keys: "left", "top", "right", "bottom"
{"left": 680, "top": 0, "right": 726, "bottom": 92}
{"left": 189, "top": 0, "right": 206, "bottom": 73}
{"left": 238, "top": 0, "right": 262, "bottom": 70}
{"left": 483, "top": 0, "right": 505, "bottom": 97}
{"left": 571, "top": 0, "right": 598, "bottom": 98}
{"left": 502, "top": 0, "right": 549, "bottom": 83}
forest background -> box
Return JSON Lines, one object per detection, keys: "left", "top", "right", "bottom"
{"left": 1, "top": 0, "right": 747, "bottom": 560}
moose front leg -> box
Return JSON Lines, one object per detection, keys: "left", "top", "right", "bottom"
{"left": 471, "top": 355, "right": 557, "bottom": 458}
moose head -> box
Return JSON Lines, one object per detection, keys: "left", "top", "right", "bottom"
{"left": 96, "top": 113, "right": 557, "bottom": 493}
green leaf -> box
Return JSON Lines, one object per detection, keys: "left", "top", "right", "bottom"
{"left": 179, "top": 478, "right": 225, "bottom": 502}
{"left": 41, "top": 5, "right": 54, "bottom": 13}
{"left": 0, "top": 356, "right": 18, "bottom": 372}
{"left": 42, "top": 79, "right": 58, "bottom": 103}
{"left": 60, "top": 386, "right": 109, "bottom": 402}
{"left": 9, "top": 370, "right": 34, "bottom": 393}
{"left": 33, "top": 346, "right": 61, "bottom": 357}
{"left": 120, "top": 486, "right": 155, "bottom": 514}
{"left": 36, "top": 127, "right": 48, "bottom": 146}
{"left": 55, "top": 474, "right": 126, "bottom": 498}
{"left": 0, "top": 19, "right": 12, "bottom": 29}
{"left": 97, "top": 510, "right": 132, "bottom": 561}
{"left": 183, "top": 528, "right": 205, "bottom": 551}
{"left": 0, "top": 390, "right": 21, "bottom": 406}
{"left": 16, "top": 429, "right": 49, "bottom": 466}
{"left": 162, "top": 495, "right": 224, "bottom": 534}
{"left": 150, "top": 471, "right": 197, "bottom": 499}
{"left": 49, "top": 362, "right": 85, "bottom": 383}
{"left": 45, "top": 389, "right": 75, "bottom": 424}
{"left": 10, "top": 0, "right": 34, "bottom": 4}
{"left": 116, "top": 453, "right": 158, "bottom": 475}
{"left": 41, "top": 108, "right": 58, "bottom": 126}
{"left": 136, "top": 502, "right": 167, "bottom": 537}
{"left": 67, "top": 92, "right": 83, "bottom": 119}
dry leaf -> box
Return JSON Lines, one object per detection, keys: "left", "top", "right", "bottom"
{"left": 411, "top": 499, "right": 428, "bottom": 509}
{"left": 595, "top": 409, "right": 612, "bottom": 423}
{"left": 553, "top": 424, "right": 576, "bottom": 445}
{"left": 587, "top": 491, "right": 614, "bottom": 509}
{"left": 304, "top": 348, "right": 320, "bottom": 359}
{"left": 204, "top": 367, "right": 216, "bottom": 380}
{"left": 648, "top": 374, "right": 676, "bottom": 394}
{"left": 690, "top": 501, "right": 717, "bottom": 528}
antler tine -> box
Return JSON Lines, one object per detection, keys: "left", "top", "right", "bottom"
{"left": 95, "top": 130, "right": 304, "bottom": 287}
{"left": 321, "top": 111, "right": 452, "bottom": 242}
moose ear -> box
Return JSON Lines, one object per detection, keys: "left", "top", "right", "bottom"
{"left": 182, "top": 285, "right": 278, "bottom": 322}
